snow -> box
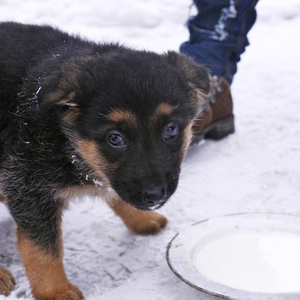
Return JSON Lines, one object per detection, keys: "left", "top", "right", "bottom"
{"left": 0, "top": 0, "right": 300, "bottom": 299}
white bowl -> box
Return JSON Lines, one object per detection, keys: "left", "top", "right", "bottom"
{"left": 166, "top": 213, "right": 300, "bottom": 300}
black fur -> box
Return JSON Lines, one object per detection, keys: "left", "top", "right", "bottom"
{"left": 0, "top": 22, "right": 209, "bottom": 297}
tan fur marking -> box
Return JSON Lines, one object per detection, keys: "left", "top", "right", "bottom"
{"left": 17, "top": 232, "right": 83, "bottom": 299}
{"left": 76, "top": 139, "right": 111, "bottom": 185}
{"left": 179, "top": 123, "right": 193, "bottom": 163}
{"left": 107, "top": 197, "right": 168, "bottom": 235}
{"left": 108, "top": 110, "right": 138, "bottom": 128}
{"left": 188, "top": 81, "right": 198, "bottom": 91}
{"left": 0, "top": 194, "right": 5, "bottom": 203}
{"left": 57, "top": 184, "right": 117, "bottom": 203}
{"left": 0, "top": 185, "right": 7, "bottom": 204}
{"left": 188, "top": 81, "right": 207, "bottom": 112}
{"left": 77, "top": 139, "right": 106, "bottom": 172}
{"left": 63, "top": 108, "right": 80, "bottom": 124}
{"left": 44, "top": 90, "right": 65, "bottom": 104}
{"left": 58, "top": 185, "right": 100, "bottom": 202}
{"left": 154, "top": 103, "right": 173, "bottom": 118}
{"left": 0, "top": 266, "right": 15, "bottom": 296}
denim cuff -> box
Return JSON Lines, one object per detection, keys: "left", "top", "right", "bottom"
{"left": 180, "top": 0, "right": 259, "bottom": 84}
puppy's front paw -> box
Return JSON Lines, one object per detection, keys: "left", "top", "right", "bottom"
{"left": 0, "top": 266, "right": 16, "bottom": 296}
{"left": 34, "top": 283, "right": 84, "bottom": 300}
{"left": 107, "top": 198, "right": 168, "bottom": 235}
{"left": 128, "top": 211, "right": 168, "bottom": 235}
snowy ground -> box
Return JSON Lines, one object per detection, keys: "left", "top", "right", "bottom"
{"left": 0, "top": 0, "right": 300, "bottom": 299}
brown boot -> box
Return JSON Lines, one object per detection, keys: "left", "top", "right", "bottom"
{"left": 192, "top": 76, "right": 235, "bottom": 144}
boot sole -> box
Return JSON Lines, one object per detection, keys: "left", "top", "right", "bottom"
{"left": 192, "top": 115, "right": 235, "bottom": 144}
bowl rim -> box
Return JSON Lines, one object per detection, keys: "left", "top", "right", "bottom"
{"left": 166, "top": 212, "right": 300, "bottom": 300}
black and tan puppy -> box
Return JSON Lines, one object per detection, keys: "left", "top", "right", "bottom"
{"left": 0, "top": 22, "right": 209, "bottom": 299}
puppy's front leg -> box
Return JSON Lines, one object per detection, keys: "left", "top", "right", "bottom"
{"left": 107, "top": 197, "right": 168, "bottom": 235}
{"left": 17, "top": 227, "right": 84, "bottom": 300}
{"left": 7, "top": 188, "right": 84, "bottom": 300}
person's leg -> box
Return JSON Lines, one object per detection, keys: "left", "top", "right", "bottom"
{"left": 182, "top": 0, "right": 259, "bottom": 143}
{"left": 180, "top": 0, "right": 259, "bottom": 84}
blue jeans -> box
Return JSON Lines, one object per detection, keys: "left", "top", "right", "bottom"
{"left": 180, "top": 0, "right": 259, "bottom": 84}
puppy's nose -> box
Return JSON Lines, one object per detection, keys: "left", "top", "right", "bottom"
{"left": 143, "top": 187, "right": 167, "bottom": 207}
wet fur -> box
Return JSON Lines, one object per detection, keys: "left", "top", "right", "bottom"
{"left": 0, "top": 22, "right": 209, "bottom": 299}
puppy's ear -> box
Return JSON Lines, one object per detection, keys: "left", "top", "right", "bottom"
{"left": 37, "top": 62, "right": 82, "bottom": 113}
{"left": 167, "top": 51, "right": 210, "bottom": 95}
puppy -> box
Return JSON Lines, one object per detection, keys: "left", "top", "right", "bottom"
{"left": 0, "top": 22, "right": 209, "bottom": 299}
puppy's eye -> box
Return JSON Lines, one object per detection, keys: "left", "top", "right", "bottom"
{"left": 163, "top": 123, "right": 179, "bottom": 141}
{"left": 107, "top": 133, "right": 126, "bottom": 148}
